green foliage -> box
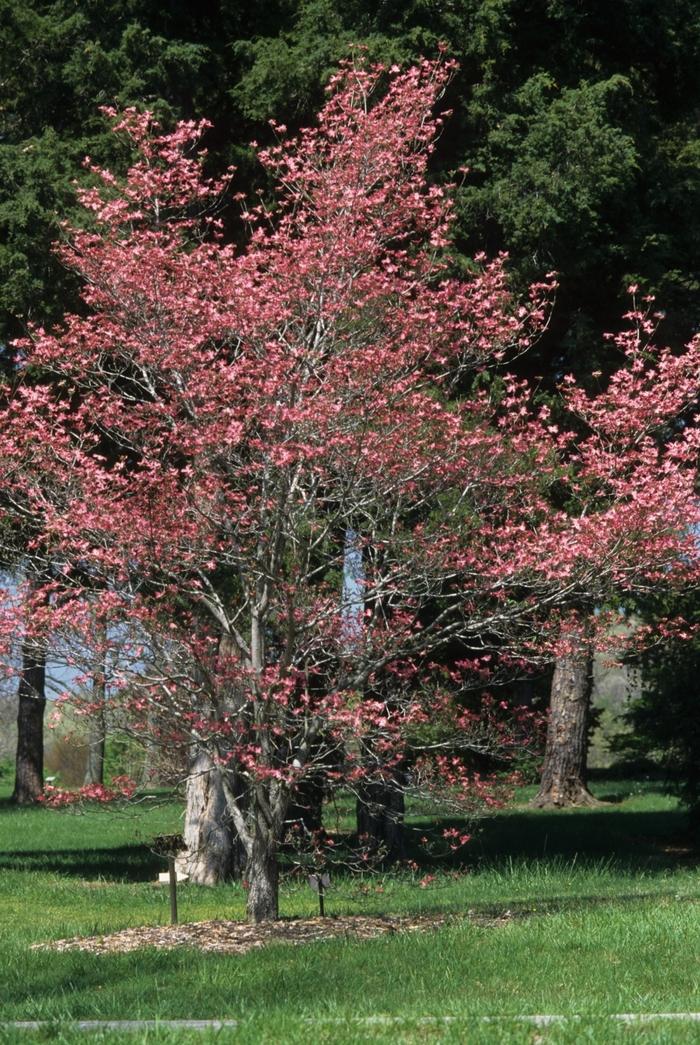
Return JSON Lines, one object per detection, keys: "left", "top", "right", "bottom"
{"left": 231, "top": 1, "right": 350, "bottom": 123}
{"left": 4, "top": 0, "right": 700, "bottom": 372}
{"left": 615, "top": 596, "right": 700, "bottom": 825}
{"left": 0, "top": 0, "right": 240, "bottom": 341}
{"left": 102, "top": 734, "right": 148, "bottom": 784}
{"left": 0, "top": 129, "right": 83, "bottom": 332}
{"left": 458, "top": 74, "right": 638, "bottom": 263}
{"left": 231, "top": 0, "right": 700, "bottom": 377}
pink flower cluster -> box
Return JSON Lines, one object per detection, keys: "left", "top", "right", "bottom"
{"left": 39, "top": 776, "right": 136, "bottom": 809}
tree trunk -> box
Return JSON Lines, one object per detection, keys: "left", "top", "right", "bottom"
{"left": 531, "top": 623, "right": 600, "bottom": 808}
{"left": 356, "top": 774, "right": 405, "bottom": 861}
{"left": 286, "top": 774, "right": 324, "bottom": 835}
{"left": 138, "top": 713, "right": 160, "bottom": 787}
{"left": 12, "top": 638, "right": 47, "bottom": 805}
{"left": 83, "top": 714, "right": 105, "bottom": 787}
{"left": 83, "top": 662, "right": 106, "bottom": 786}
{"left": 176, "top": 751, "right": 244, "bottom": 884}
{"left": 246, "top": 832, "right": 279, "bottom": 922}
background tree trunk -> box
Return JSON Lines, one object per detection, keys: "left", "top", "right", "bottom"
{"left": 83, "top": 711, "right": 105, "bottom": 787}
{"left": 176, "top": 750, "right": 244, "bottom": 884}
{"left": 286, "top": 774, "right": 324, "bottom": 835}
{"left": 12, "top": 639, "right": 46, "bottom": 805}
{"left": 531, "top": 623, "right": 599, "bottom": 808}
{"left": 356, "top": 775, "right": 405, "bottom": 862}
{"left": 83, "top": 654, "right": 106, "bottom": 786}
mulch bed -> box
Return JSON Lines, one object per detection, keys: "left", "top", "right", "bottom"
{"left": 35, "top": 913, "right": 490, "bottom": 956}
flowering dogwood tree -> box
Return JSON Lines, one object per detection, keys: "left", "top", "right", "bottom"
{"left": 1, "top": 57, "right": 698, "bottom": 920}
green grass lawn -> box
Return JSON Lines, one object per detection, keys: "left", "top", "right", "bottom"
{"left": 0, "top": 776, "right": 698, "bottom": 1043}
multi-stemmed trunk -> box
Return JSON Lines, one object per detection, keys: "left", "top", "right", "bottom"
{"left": 532, "top": 621, "right": 599, "bottom": 808}
{"left": 176, "top": 750, "right": 244, "bottom": 884}
{"left": 12, "top": 637, "right": 47, "bottom": 805}
{"left": 175, "top": 618, "right": 289, "bottom": 913}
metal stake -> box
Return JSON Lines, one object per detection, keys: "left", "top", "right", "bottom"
{"left": 168, "top": 856, "right": 178, "bottom": 925}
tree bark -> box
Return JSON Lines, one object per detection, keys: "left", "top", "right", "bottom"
{"left": 176, "top": 751, "right": 244, "bottom": 884}
{"left": 83, "top": 657, "right": 106, "bottom": 786}
{"left": 531, "top": 622, "right": 600, "bottom": 808}
{"left": 83, "top": 712, "right": 105, "bottom": 787}
{"left": 246, "top": 831, "right": 279, "bottom": 922}
{"left": 356, "top": 774, "right": 405, "bottom": 861}
{"left": 12, "top": 638, "right": 47, "bottom": 805}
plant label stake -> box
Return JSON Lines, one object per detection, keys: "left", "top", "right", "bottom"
{"left": 152, "top": 834, "right": 185, "bottom": 926}
{"left": 168, "top": 856, "right": 178, "bottom": 925}
{"left": 308, "top": 872, "right": 330, "bottom": 917}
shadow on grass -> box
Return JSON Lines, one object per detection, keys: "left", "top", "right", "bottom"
{"left": 0, "top": 781, "right": 696, "bottom": 887}
{"left": 0, "top": 844, "right": 162, "bottom": 881}
{"left": 460, "top": 890, "right": 699, "bottom": 920}
{"left": 406, "top": 806, "right": 696, "bottom": 874}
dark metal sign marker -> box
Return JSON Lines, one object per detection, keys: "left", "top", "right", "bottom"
{"left": 308, "top": 872, "right": 331, "bottom": 917}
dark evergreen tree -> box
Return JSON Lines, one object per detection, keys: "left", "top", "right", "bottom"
{"left": 616, "top": 595, "right": 700, "bottom": 829}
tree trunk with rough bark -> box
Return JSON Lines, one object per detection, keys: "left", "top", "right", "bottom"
{"left": 12, "top": 639, "right": 46, "bottom": 805}
{"left": 246, "top": 831, "right": 279, "bottom": 922}
{"left": 176, "top": 751, "right": 244, "bottom": 884}
{"left": 531, "top": 624, "right": 599, "bottom": 808}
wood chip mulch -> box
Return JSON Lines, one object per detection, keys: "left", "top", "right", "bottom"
{"left": 35, "top": 913, "right": 473, "bottom": 956}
